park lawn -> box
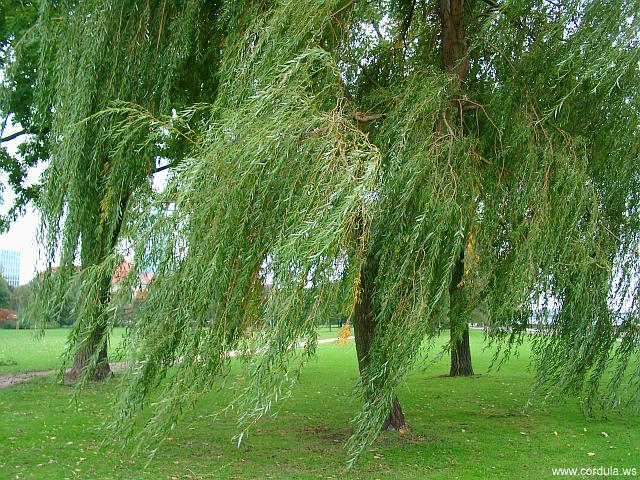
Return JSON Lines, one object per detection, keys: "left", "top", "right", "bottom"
{"left": 0, "top": 328, "right": 126, "bottom": 375}
{"left": 0, "top": 326, "right": 343, "bottom": 375}
{"left": 1, "top": 329, "right": 638, "bottom": 479}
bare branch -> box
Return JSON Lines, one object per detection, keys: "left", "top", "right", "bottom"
{"left": 0, "top": 129, "right": 27, "bottom": 143}
{"left": 352, "top": 111, "right": 386, "bottom": 123}
{"left": 152, "top": 161, "right": 178, "bottom": 175}
{"left": 398, "top": 0, "right": 416, "bottom": 47}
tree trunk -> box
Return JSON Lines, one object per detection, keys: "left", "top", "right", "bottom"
{"left": 381, "top": 395, "right": 407, "bottom": 431}
{"left": 438, "top": 0, "right": 468, "bottom": 85}
{"left": 66, "top": 274, "right": 113, "bottom": 382}
{"left": 450, "top": 323, "right": 473, "bottom": 376}
{"left": 67, "top": 191, "right": 130, "bottom": 382}
{"left": 437, "top": 0, "right": 473, "bottom": 377}
{"left": 353, "top": 253, "right": 408, "bottom": 431}
{"left": 449, "top": 249, "right": 474, "bottom": 376}
{"left": 66, "top": 322, "right": 111, "bottom": 381}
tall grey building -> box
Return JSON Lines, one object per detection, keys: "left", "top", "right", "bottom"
{"left": 0, "top": 249, "right": 20, "bottom": 287}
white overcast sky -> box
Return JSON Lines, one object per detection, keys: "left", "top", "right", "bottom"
{"left": 0, "top": 122, "right": 44, "bottom": 285}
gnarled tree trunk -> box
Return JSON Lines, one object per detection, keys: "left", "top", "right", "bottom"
{"left": 66, "top": 192, "right": 130, "bottom": 382}
{"left": 66, "top": 274, "right": 113, "bottom": 382}
{"left": 66, "top": 323, "right": 111, "bottom": 381}
{"left": 353, "top": 252, "right": 408, "bottom": 431}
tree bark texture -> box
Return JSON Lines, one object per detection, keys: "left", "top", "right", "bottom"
{"left": 66, "top": 273, "right": 113, "bottom": 381}
{"left": 449, "top": 250, "right": 474, "bottom": 376}
{"left": 437, "top": 0, "right": 473, "bottom": 377}
{"left": 438, "top": 0, "right": 468, "bottom": 85}
{"left": 68, "top": 192, "right": 130, "bottom": 382}
{"left": 66, "top": 321, "right": 111, "bottom": 381}
{"left": 450, "top": 322, "right": 474, "bottom": 376}
{"left": 353, "top": 252, "right": 408, "bottom": 431}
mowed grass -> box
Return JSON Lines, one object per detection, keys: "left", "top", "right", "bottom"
{"left": 0, "top": 328, "right": 126, "bottom": 374}
{"left": 0, "top": 326, "right": 342, "bottom": 375}
{"left": 1, "top": 329, "right": 638, "bottom": 479}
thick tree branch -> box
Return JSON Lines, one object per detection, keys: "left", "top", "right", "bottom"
{"left": 152, "top": 161, "right": 178, "bottom": 174}
{"left": 371, "top": 20, "right": 384, "bottom": 42}
{"left": 0, "top": 129, "right": 27, "bottom": 143}
{"left": 453, "top": 100, "right": 481, "bottom": 112}
{"left": 352, "top": 111, "right": 387, "bottom": 123}
{"left": 398, "top": 0, "right": 416, "bottom": 47}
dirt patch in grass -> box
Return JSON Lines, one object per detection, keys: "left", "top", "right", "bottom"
{"left": 0, "top": 370, "right": 54, "bottom": 388}
{"left": 0, "top": 361, "right": 128, "bottom": 389}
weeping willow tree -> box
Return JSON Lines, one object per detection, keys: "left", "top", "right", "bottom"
{"left": 33, "top": 0, "right": 224, "bottom": 380}
{"left": 32, "top": 0, "right": 639, "bottom": 464}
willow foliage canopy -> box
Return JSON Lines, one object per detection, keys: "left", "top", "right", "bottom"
{"left": 29, "top": 0, "right": 639, "bottom": 462}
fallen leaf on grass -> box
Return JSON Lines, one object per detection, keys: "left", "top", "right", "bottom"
{"left": 587, "top": 452, "right": 595, "bottom": 457}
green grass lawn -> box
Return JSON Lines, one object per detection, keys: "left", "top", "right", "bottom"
{"left": 0, "top": 326, "right": 342, "bottom": 375}
{"left": 0, "top": 328, "right": 126, "bottom": 375}
{"left": 1, "top": 329, "right": 638, "bottom": 479}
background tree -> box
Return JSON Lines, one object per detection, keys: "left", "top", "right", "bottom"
{"left": 0, "top": 276, "right": 10, "bottom": 308}
{"left": 10, "top": 283, "right": 31, "bottom": 314}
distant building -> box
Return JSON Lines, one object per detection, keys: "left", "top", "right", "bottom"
{"left": 111, "top": 261, "right": 154, "bottom": 299}
{"left": 0, "top": 249, "right": 20, "bottom": 286}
